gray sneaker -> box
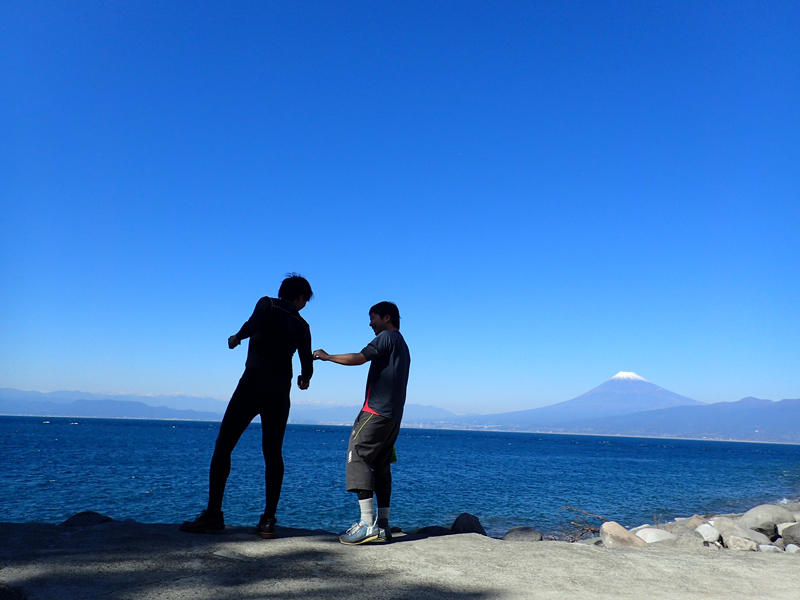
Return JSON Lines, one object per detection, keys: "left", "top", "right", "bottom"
{"left": 339, "top": 520, "right": 382, "bottom": 545}
{"left": 377, "top": 518, "right": 392, "bottom": 542}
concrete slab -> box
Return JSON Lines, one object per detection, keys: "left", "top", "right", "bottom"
{"left": 1, "top": 520, "right": 799, "bottom": 600}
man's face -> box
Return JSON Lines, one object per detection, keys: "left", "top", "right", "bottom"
{"left": 369, "top": 312, "right": 391, "bottom": 335}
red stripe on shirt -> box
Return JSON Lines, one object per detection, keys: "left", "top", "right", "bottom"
{"left": 362, "top": 385, "right": 379, "bottom": 415}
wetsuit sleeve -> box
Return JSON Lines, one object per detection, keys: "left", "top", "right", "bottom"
{"left": 298, "top": 330, "right": 313, "bottom": 382}
{"left": 360, "top": 332, "right": 390, "bottom": 362}
{"left": 235, "top": 297, "right": 273, "bottom": 340}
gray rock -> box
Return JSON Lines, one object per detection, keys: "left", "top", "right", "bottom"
{"left": 695, "top": 524, "right": 721, "bottom": 543}
{"left": 778, "top": 522, "right": 797, "bottom": 536}
{"left": 758, "top": 545, "right": 783, "bottom": 553}
{"left": 664, "top": 523, "right": 705, "bottom": 539}
{"left": 652, "top": 535, "right": 707, "bottom": 549}
{"left": 59, "top": 511, "right": 114, "bottom": 527}
{"left": 773, "top": 537, "right": 786, "bottom": 550}
{"left": 781, "top": 523, "right": 800, "bottom": 546}
{"left": 709, "top": 516, "right": 739, "bottom": 532}
{"left": 503, "top": 526, "right": 543, "bottom": 542}
{"left": 668, "top": 515, "right": 708, "bottom": 530}
{"left": 786, "top": 544, "right": 800, "bottom": 554}
{"left": 714, "top": 517, "right": 772, "bottom": 546}
{"left": 600, "top": 522, "right": 647, "bottom": 548}
{"left": 451, "top": 513, "right": 486, "bottom": 536}
{"left": 739, "top": 505, "right": 795, "bottom": 540}
{"left": 725, "top": 535, "right": 758, "bottom": 551}
{"left": 635, "top": 528, "right": 676, "bottom": 543}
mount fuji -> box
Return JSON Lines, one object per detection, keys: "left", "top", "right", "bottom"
{"left": 456, "top": 372, "right": 704, "bottom": 429}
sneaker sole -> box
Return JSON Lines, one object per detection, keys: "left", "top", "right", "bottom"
{"left": 339, "top": 532, "right": 382, "bottom": 545}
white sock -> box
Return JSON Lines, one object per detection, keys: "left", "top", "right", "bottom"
{"left": 378, "top": 507, "right": 390, "bottom": 522}
{"left": 358, "top": 498, "right": 375, "bottom": 525}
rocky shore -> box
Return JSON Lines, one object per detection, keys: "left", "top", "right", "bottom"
{"left": 2, "top": 503, "right": 799, "bottom": 600}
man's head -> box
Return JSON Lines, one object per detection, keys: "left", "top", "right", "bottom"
{"left": 279, "top": 274, "right": 313, "bottom": 308}
{"left": 369, "top": 301, "right": 400, "bottom": 334}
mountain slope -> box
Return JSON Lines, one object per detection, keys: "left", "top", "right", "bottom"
{"left": 0, "top": 398, "right": 223, "bottom": 421}
{"left": 560, "top": 397, "right": 800, "bottom": 443}
{"left": 460, "top": 372, "right": 703, "bottom": 428}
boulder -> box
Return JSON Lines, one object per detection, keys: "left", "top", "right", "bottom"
{"left": 785, "top": 544, "right": 800, "bottom": 554}
{"left": 668, "top": 515, "right": 708, "bottom": 530}
{"left": 778, "top": 522, "right": 797, "bottom": 536}
{"left": 739, "top": 505, "right": 795, "bottom": 540}
{"left": 695, "top": 524, "right": 721, "bottom": 543}
{"left": 59, "top": 511, "right": 114, "bottom": 527}
{"left": 714, "top": 517, "right": 772, "bottom": 546}
{"left": 773, "top": 537, "right": 786, "bottom": 550}
{"left": 758, "top": 545, "right": 783, "bottom": 553}
{"left": 685, "top": 515, "right": 708, "bottom": 528}
{"left": 781, "top": 523, "right": 800, "bottom": 546}
{"left": 664, "top": 523, "right": 705, "bottom": 539}
{"left": 451, "top": 513, "right": 486, "bottom": 536}
{"left": 635, "top": 528, "right": 676, "bottom": 544}
{"left": 725, "top": 535, "right": 758, "bottom": 551}
{"left": 503, "top": 526, "right": 543, "bottom": 542}
{"left": 653, "top": 535, "right": 707, "bottom": 549}
{"left": 600, "top": 522, "right": 647, "bottom": 548}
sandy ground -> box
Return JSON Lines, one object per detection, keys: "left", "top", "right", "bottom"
{"left": 1, "top": 520, "right": 799, "bottom": 600}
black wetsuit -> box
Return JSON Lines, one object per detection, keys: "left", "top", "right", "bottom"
{"left": 208, "top": 296, "right": 312, "bottom": 518}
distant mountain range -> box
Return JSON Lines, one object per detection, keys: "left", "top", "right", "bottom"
{"left": 560, "top": 396, "right": 800, "bottom": 443}
{"left": 2, "top": 374, "right": 799, "bottom": 443}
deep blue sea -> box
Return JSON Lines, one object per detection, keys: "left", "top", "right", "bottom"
{"left": 2, "top": 416, "right": 799, "bottom": 537}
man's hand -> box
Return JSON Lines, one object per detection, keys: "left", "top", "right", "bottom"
{"left": 312, "top": 349, "right": 366, "bottom": 366}
{"left": 228, "top": 335, "right": 240, "bottom": 349}
{"left": 297, "top": 376, "right": 309, "bottom": 390}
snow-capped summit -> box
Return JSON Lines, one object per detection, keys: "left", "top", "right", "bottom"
{"left": 611, "top": 371, "right": 648, "bottom": 382}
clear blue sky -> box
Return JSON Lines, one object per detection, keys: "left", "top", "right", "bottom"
{"left": 1, "top": 1, "right": 798, "bottom": 414}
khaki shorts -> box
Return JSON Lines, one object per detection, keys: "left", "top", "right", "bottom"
{"left": 345, "top": 410, "right": 400, "bottom": 492}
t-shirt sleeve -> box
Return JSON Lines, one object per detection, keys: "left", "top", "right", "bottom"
{"left": 360, "top": 331, "right": 391, "bottom": 362}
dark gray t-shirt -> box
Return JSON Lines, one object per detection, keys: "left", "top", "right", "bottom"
{"left": 360, "top": 330, "right": 410, "bottom": 422}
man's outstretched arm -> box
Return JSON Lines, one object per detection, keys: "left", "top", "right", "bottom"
{"left": 313, "top": 349, "right": 366, "bottom": 366}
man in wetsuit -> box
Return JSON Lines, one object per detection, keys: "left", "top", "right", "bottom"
{"left": 180, "top": 274, "right": 314, "bottom": 538}
{"left": 313, "top": 301, "right": 410, "bottom": 545}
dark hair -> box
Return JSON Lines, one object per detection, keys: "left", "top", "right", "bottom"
{"left": 369, "top": 301, "right": 400, "bottom": 329}
{"left": 278, "top": 273, "right": 313, "bottom": 302}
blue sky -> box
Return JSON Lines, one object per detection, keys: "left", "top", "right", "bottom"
{"left": 1, "top": 1, "right": 798, "bottom": 414}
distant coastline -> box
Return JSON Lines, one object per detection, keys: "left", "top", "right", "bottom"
{"left": 3, "top": 377, "right": 800, "bottom": 444}
{"left": 3, "top": 413, "right": 799, "bottom": 446}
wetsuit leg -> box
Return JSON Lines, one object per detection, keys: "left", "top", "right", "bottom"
{"left": 259, "top": 378, "right": 291, "bottom": 519}
{"left": 208, "top": 373, "right": 260, "bottom": 512}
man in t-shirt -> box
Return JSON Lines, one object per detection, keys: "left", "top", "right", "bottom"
{"left": 180, "top": 274, "right": 314, "bottom": 539}
{"left": 313, "top": 301, "right": 411, "bottom": 545}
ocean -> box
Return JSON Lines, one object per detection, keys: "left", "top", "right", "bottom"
{"left": 2, "top": 416, "right": 799, "bottom": 537}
